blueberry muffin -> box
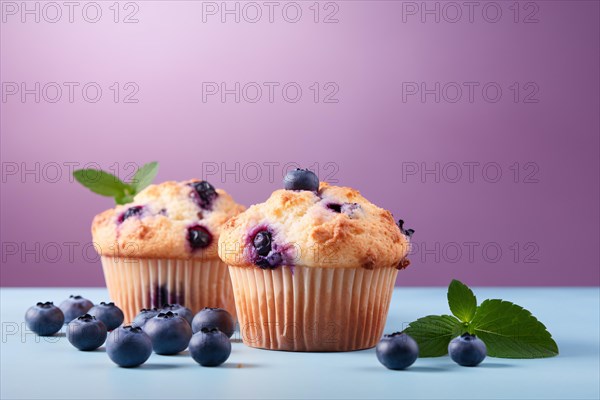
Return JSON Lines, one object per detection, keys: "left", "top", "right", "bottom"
{"left": 92, "top": 180, "right": 244, "bottom": 323}
{"left": 218, "top": 170, "right": 412, "bottom": 351}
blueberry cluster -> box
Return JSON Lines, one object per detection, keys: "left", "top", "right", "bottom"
{"left": 25, "top": 297, "right": 234, "bottom": 368}
{"left": 133, "top": 305, "right": 233, "bottom": 366}
{"left": 27, "top": 295, "right": 486, "bottom": 370}
{"left": 375, "top": 331, "right": 487, "bottom": 370}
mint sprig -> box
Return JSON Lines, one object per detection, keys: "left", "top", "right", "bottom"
{"left": 73, "top": 162, "right": 158, "bottom": 205}
{"left": 404, "top": 279, "right": 558, "bottom": 359}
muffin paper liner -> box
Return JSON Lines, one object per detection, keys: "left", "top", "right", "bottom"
{"left": 228, "top": 265, "right": 398, "bottom": 352}
{"left": 101, "top": 256, "right": 236, "bottom": 324}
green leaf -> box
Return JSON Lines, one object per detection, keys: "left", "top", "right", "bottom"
{"left": 404, "top": 315, "right": 464, "bottom": 357}
{"left": 131, "top": 161, "right": 158, "bottom": 193}
{"left": 447, "top": 279, "right": 477, "bottom": 322}
{"left": 470, "top": 299, "right": 559, "bottom": 358}
{"left": 73, "top": 169, "right": 131, "bottom": 198}
{"left": 114, "top": 192, "right": 135, "bottom": 205}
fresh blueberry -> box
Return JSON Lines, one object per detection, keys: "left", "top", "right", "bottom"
{"left": 143, "top": 311, "right": 192, "bottom": 355}
{"left": 189, "top": 181, "right": 218, "bottom": 210}
{"left": 376, "top": 332, "right": 419, "bottom": 370}
{"left": 118, "top": 206, "right": 144, "bottom": 223}
{"left": 160, "top": 304, "right": 193, "bottom": 325}
{"left": 25, "top": 302, "right": 64, "bottom": 336}
{"left": 133, "top": 308, "right": 159, "bottom": 328}
{"left": 106, "top": 325, "right": 153, "bottom": 368}
{"left": 66, "top": 314, "right": 107, "bottom": 351}
{"left": 397, "top": 220, "right": 415, "bottom": 238}
{"left": 59, "top": 295, "right": 94, "bottom": 323}
{"left": 192, "top": 308, "right": 235, "bottom": 337}
{"left": 253, "top": 231, "right": 272, "bottom": 256}
{"left": 88, "top": 302, "right": 124, "bottom": 331}
{"left": 283, "top": 168, "right": 319, "bottom": 192}
{"left": 189, "top": 327, "right": 231, "bottom": 367}
{"left": 187, "top": 225, "right": 213, "bottom": 250}
{"left": 448, "top": 333, "right": 487, "bottom": 367}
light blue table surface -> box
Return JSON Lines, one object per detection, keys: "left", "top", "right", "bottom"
{"left": 1, "top": 287, "right": 599, "bottom": 400}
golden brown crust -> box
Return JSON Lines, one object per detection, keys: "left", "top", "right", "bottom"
{"left": 218, "top": 182, "right": 410, "bottom": 269}
{"left": 91, "top": 180, "right": 245, "bottom": 260}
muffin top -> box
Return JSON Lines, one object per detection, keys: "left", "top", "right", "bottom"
{"left": 92, "top": 180, "right": 245, "bottom": 260}
{"left": 218, "top": 180, "right": 412, "bottom": 270}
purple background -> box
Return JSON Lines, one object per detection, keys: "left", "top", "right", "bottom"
{"left": 1, "top": 1, "right": 598, "bottom": 287}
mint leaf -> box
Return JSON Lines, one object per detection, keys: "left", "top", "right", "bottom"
{"left": 447, "top": 279, "right": 477, "bottom": 322}
{"left": 131, "top": 161, "right": 158, "bottom": 192}
{"left": 470, "top": 299, "right": 559, "bottom": 358}
{"left": 404, "top": 315, "right": 464, "bottom": 357}
{"left": 73, "top": 169, "right": 132, "bottom": 199}
{"left": 73, "top": 162, "right": 159, "bottom": 205}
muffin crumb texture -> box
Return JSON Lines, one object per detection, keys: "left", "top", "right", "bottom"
{"left": 92, "top": 180, "right": 245, "bottom": 259}
{"left": 218, "top": 182, "right": 410, "bottom": 269}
